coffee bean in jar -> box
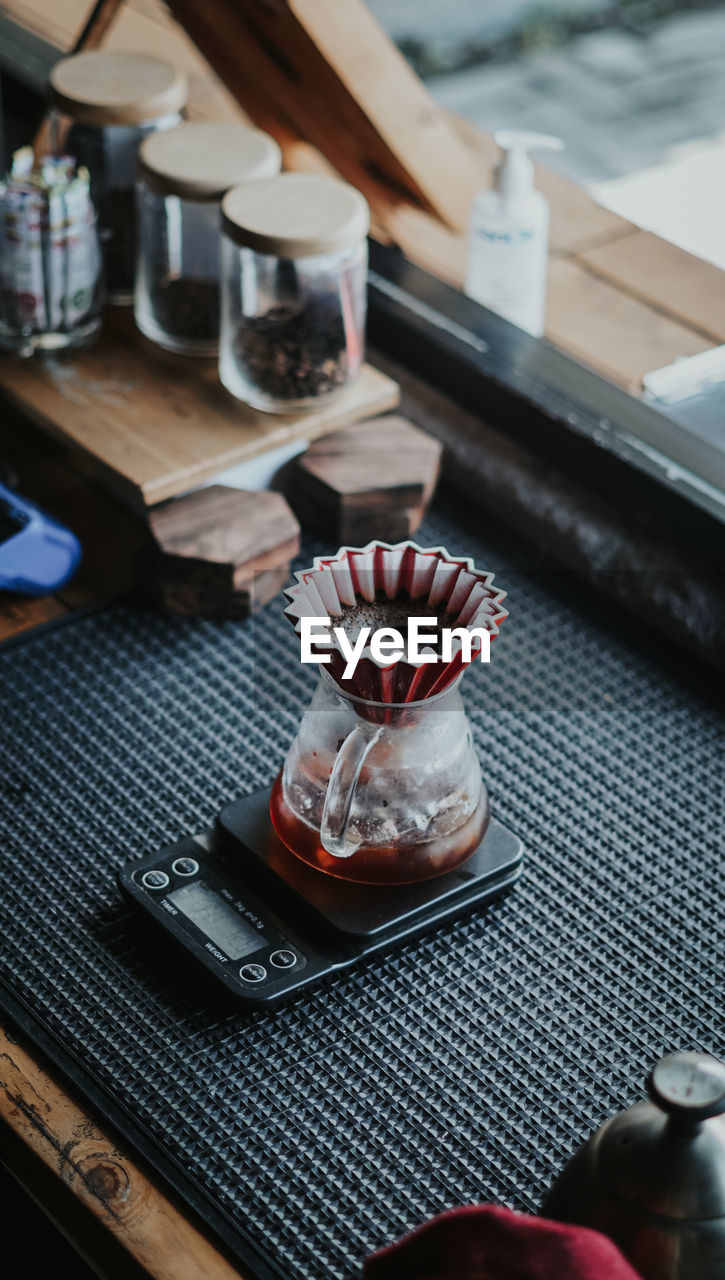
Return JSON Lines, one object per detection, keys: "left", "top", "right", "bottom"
{"left": 219, "top": 174, "right": 369, "bottom": 413}
{"left": 135, "top": 122, "right": 281, "bottom": 356}
{"left": 50, "top": 51, "right": 188, "bottom": 305}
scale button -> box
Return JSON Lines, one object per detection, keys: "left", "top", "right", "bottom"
{"left": 172, "top": 856, "right": 199, "bottom": 877}
{"left": 270, "top": 949, "right": 297, "bottom": 969}
{"left": 239, "top": 963, "right": 267, "bottom": 984}
{"left": 141, "top": 869, "right": 169, "bottom": 891}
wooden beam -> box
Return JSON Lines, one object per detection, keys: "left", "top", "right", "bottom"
{"left": 164, "top": 0, "right": 482, "bottom": 230}
{"left": 0, "top": 0, "right": 247, "bottom": 124}
{"left": 546, "top": 258, "right": 713, "bottom": 391}
{"left": 579, "top": 230, "right": 725, "bottom": 346}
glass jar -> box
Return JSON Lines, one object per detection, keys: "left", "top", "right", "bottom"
{"left": 0, "top": 150, "right": 103, "bottom": 355}
{"left": 50, "top": 51, "right": 188, "bottom": 305}
{"left": 219, "top": 173, "right": 369, "bottom": 412}
{"left": 134, "top": 122, "right": 281, "bottom": 355}
{"left": 270, "top": 670, "right": 488, "bottom": 885}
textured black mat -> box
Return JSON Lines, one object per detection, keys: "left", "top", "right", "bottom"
{"left": 1, "top": 501, "right": 723, "bottom": 1280}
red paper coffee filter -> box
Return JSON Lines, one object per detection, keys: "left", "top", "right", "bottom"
{"left": 283, "top": 541, "right": 507, "bottom": 704}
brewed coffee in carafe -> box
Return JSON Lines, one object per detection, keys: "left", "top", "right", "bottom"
{"left": 272, "top": 541, "right": 507, "bottom": 886}
{"left": 270, "top": 672, "right": 488, "bottom": 884}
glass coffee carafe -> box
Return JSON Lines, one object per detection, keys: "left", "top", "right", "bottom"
{"left": 270, "top": 668, "right": 488, "bottom": 885}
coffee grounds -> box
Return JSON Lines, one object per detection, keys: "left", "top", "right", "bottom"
{"left": 234, "top": 294, "right": 349, "bottom": 402}
{"left": 150, "top": 277, "right": 219, "bottom": 344}
{"left": 337, "top": 594, "right": 454, "bottom": 653}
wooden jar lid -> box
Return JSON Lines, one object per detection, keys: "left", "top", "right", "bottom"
{"left": 137, "top": 122, "right": 281, "bottom": 201}
{"left": 50, "top": 51, "right": 188, "bottom": 126}
{"left": 221, "top": 173, "right": 370, "bottom": 258}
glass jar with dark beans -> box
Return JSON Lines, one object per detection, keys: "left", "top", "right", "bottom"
{"left": 135, "top": 122, "right": 280, "bottom": 355}
{"left": 220, "top": 173, "right": 369, "bottom": 413}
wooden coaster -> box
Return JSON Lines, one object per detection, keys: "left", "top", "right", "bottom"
{"left": 288, "top": 415, "right": 442, "bottom": 543}
{"left": 139, "top": 485, "right": 299, "bottom": 616}
{"left": 140, "top": 565, "right": 290, "bottom": 619}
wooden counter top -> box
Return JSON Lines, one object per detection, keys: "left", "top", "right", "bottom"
{"left": 0, "top": 1021, "right": 244, "bottom": 1279}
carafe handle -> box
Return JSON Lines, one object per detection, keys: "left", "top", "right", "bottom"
{"left": 320, "top": 722, "right": 383, "bottom": 858}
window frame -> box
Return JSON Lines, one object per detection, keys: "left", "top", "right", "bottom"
{"left": 368, "top": 240, "right": 725, "bottom": 553}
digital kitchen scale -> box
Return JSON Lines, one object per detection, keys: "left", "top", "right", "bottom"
{"left": 119, "top": 787, "right": 523, "bottom": 1006}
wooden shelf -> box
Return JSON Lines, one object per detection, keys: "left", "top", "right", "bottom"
{"left": 0, "top": 311, "right": 399, "bottom": 512}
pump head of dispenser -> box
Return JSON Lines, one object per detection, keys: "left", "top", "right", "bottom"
{"left": 493, "top": 130, "right": 563, "bottom": 201}
{"left": 543, "top": 1051, "right": 725, "bottom": 1280}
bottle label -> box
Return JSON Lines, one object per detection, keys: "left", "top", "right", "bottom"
{"left": 467, "top": 224, "right": 546, "bottom": 336}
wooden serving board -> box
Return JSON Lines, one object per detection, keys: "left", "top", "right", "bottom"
{"left": 0, "top": 310, "right": 399, "bottom": 512}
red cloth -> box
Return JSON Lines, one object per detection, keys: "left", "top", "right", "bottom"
{"left": 364, "top": 1205, "right": 642, "bottom": 1280}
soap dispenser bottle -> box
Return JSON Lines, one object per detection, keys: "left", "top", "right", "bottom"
{"left": 465, "top": 130, "right": 563, "bottom": 337}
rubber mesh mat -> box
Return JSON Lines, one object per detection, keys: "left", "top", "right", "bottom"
{"left": 1, "top": 499, "right": 723, "bottom": 1280}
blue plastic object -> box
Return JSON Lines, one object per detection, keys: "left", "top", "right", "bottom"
{"left": 0, "top": 481, "right": 82, "bottom": 595}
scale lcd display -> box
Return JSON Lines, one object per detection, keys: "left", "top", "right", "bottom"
{"left": 168, "top": 881, "right": 262, "bottom": 960}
